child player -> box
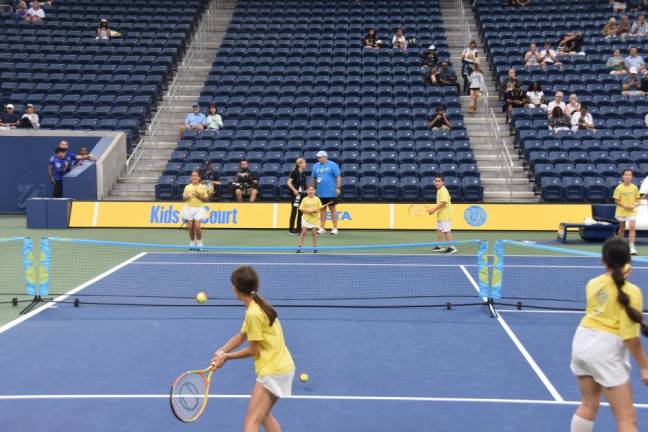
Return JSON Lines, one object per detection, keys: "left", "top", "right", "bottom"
{"left": 428, "top": 175, "right": 456, "bottom": 254}
{"left": 614, "top": 169, "right": 640, "bottom": 255}
{"left": 297, "top": 185, "right": 323, "bottom": 253}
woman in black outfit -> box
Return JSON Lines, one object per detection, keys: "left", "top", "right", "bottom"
{"left": 287, "top": 157, "right": 307, "bottom": 234}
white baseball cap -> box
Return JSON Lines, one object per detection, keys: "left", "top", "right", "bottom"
{"left": 428, "top": 44, "right": 435, "bottom": 50}
{"left": 5, "top": 104, "right": 14, "bottom": 109}
{"left": 316, "top": 150, "right": 328, "bottom": 158}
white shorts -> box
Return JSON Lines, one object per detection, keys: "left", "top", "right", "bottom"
{"left": 616, "top": 215, "right": 636, "bottom": 222}
{"left": 301, "top": 217, "right": 318, "bottom": 230}
{"left": 181, "top": 206, "right": 206, "bottom": 221}
{"left": 437, "top": 220, "right": 452, "bottom": 233}
{"left": 256, "top": 370, "right": 294, "bottom": 398}
{"left": 571, "top": 326, "right": 630, "bottom": 388}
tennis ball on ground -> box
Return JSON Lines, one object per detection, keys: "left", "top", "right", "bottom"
{"left": 196, "top": 292, "right": 208, "bottom": 304}
{"left": 299, "top": 372, "right": 309, "bottom": 383}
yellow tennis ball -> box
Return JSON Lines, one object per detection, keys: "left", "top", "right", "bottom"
{"left": 299, "top": 372, "right": 309, "bottom": 383}
{"left": 196, "top": 292, "right": 208, "bottom": 304}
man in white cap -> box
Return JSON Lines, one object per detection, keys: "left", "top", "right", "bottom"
{"left": 311, "top": 150, "right": 341, "bottom": 235}
{"left": 622, "top": 67, "right": 645, "bottom": 96}
{"left": 0, "top": 104, "right": 21, "bottom": 128}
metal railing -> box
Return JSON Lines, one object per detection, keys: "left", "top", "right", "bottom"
{"left": 455, "top": 0, "right": 472, "bottom": 48}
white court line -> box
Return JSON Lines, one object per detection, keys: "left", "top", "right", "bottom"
{"left": 0, "top": 253, "right": 147, "bottom": 336}
{"left": 459, "top": 266, "right": 565, "bottom": 402}
{"left": 499, "top": 309, "right": 584, "bottom": 314}
{"left": 502, "top": 264, "right": 648, "bottom": 270}
{"left": 131, "top": 262, "right": 478, "bottom": 267}
{"left": 1, "top": 394, "right": 647, "bottom": 409}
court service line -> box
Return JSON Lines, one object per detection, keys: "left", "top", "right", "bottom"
{"left": 500, "top": 265, "right": 648, "bottom": 270}
{"left": 0, "top": 253, "right": 147, "bottom": 336}
{"left": 1, "top": 394, "right": 648, "bottom": 408}
{"left": 459, "top": 266, "right": 565, "bottom": 402}
{"left": 131, "top": 262, "right": 478, "bottom": 267}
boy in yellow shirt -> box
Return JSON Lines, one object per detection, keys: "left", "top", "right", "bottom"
{"left": 428, "top": 175, "right": 456, "bottom": 254}
{"left": 613, "top": 169, "right": 640, "bottom": 255}
{"left": 297, "top": 185, "right": 323, "bottom": 253}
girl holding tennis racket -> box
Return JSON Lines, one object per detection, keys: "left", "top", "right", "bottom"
{"left": 570, "top": 237, "right": 648, "bottom": 432}
{"left": 212, "top": 266, "right": 295, "bottom": 432}
{"left": 182, "top": 170, "right": 211, "bottom": 249}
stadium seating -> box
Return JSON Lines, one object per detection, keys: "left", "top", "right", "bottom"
{"left": 156, "top": 0, "right": 484, "bottom": 202}
{"left": 0, "top": 0, "right": 206, "bottom": 148}
{"left": 474, "top": 0, "right": 648, "bottom": 202}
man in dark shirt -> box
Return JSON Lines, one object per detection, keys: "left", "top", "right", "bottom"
{"left": 0, "top": 104, "right": 21, "bottom": 128}
{"left": 48, "top": 140, "right": 95, "bottom": 172}
{"left": 201, "top": 161, "right": 221, "bottom": 201}
{"left": 438, "top": 62, "right": 458, "bottom": 87}
{"left": 505, "top": 82, "right": 527, "bottom": 122}
{"left": 48, "top": 147, "right": 68, "bottom": 198}
{"left": 233, "top": 159, "right": 258, "bottom": 202}
{"left": 421, "top": 44, "right": 438, "bottom": 68}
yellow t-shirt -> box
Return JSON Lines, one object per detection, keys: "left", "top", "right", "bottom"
{"left": 183, "top": 183, "right": 208, "bottom": 207}
{"left": 241, "top": 301, "right": 295, "bottom": 376}
{"left": 299, "top": 196, "right": 323, "bottom": 226}
{"left": 613, "top": 183, "right": 640, "bottom": 218}
{"left": 436, "top": 186, "right": 452, "bottom": 222}
{"left": 580, "top": 274, "right": 643, "bottom": 340}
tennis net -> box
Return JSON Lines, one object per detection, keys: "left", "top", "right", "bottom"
{"left": 39, "top": 237, "right": 489, "bottom": 309}
{"left": 0, "top": 237, "right": 32, "bottom": 304}
{"left": 494, "top": 240, "right": 648, "bottom": 311}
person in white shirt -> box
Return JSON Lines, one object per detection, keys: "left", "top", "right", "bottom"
{"left": 571, "top": 105, "right": 595, "bottom": 131}
{"left": 25, "top": 0, "right": 44, "bottom": 23}
{"left": 392, "top": 28, "right": 407, "bottom": 50}
{"left": 524, "top": 43, "right": 540, "bottom": 67}
{"left": 461, "top": 40, "right": 479, "bottom": 95}
{"left": 539, "top": 42, "right": 561, "bottom": 68}
{"left": 564, "top": 93, "right": 581, "bottom": 117}
{"left": 631, "top": 15, "right": 648, "bottom": 36}
{"left": 20, "top": 104, "right": 40, "bottom": 129}
{"left": 206, "top": 104, "right": 224, "bottom": 131}
{"left": 96, "top": 18, "right": 111, "bottom": 40}
{"left": 526, "top": 81, "right": 547, "bottom": 109}
{"left": 467, "top": 63, "right": 486, "bottom": 113}
{"left": 611, "top": 0, "right": 627, "bottom": 13}
{"left": 546, "top": 91, "right": 566, "bottom": 116}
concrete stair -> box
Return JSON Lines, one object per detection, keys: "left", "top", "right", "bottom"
{"left": 106, "top": 0, "right": 236, "bottom": 201}
{"left": 440, "top": 0, "right": 536, "bottom": 203}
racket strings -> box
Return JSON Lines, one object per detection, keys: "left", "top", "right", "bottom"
{"left": 171, "top": 372, "right": 209, "bottom": 421}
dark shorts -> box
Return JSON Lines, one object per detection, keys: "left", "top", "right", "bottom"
{"left": 319, "top": 197, "right": 338, "bottom": 206}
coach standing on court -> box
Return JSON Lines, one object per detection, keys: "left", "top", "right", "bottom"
{"left": 311, "top": 150, "right": 341, "bottom": 235}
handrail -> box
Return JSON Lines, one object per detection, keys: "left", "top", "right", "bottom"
{"left": 455, "top": 0, "right": 472, "bottom": 49}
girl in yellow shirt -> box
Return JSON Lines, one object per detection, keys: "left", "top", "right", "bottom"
{"left": 613, "top": 169, "right": 640, "bottom": 255}
{"left": 297, "top": 185, "right": 323, "bottom": 253}
{"left": 212, "top": 266, "right": 295, "bottom": 432}
{"left": 570, "top": 237, "right": 648, "bottom": 432}
{"left": 181, "top": 170, "right": 210, "bottom": 249}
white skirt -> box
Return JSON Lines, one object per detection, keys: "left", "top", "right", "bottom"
{"left": 301, "top": 216, "right": 318, "bottom": 230}
{"left": 181, "top": 205, "right": 206, "bottom": 221}
{"left": 571, "top": 326, "right": 631, "bottom": 387}
{"left": 256, "top": 370, "right": 295, "bottom": 398}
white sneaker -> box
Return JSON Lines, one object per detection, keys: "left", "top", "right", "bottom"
{"left": 189, "top": 240, "right": 196, "bottom": 248}
{"left": 331, "top": 228, "right": 339, "bottom": 235}
{"left": 631, "top": 245, "right": 638, "bottom": 255}
{"left": 196, "top": 240, "right": 204, "bottom": 249}
{"left": 317, "top": 228, "right": 326, "bottom": 234}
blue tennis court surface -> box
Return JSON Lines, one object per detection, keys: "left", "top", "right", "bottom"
{"left": 2, "top": 252, "right": 648, "bottom": 431}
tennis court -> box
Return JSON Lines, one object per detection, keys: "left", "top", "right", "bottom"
{"left": 1, "top": 238, "right": 648, "bottom": 430}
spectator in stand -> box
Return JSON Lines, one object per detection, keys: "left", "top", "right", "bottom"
{"left": 505, "top": 82, "right": 527, "bottom": 123}
{"left": 524, "top": 43, "right": 540, "bottom": 68}
{"left": 558, "top": 32, "right": 584, "bottom": 55}
{"left": 539, "top": 42, "right": 561, "bottom": 68}
{"left": 392, "top": 27, "right": 407, "bottom": 50}
{"left": 625, "top": 47, "right": 645, "bottom": 70}
{"left": 640, "top": 65, "right": 648, "bottom": 92}
{"left": 178, "top": 104, "right": 206, "bottom": 138}
{"left": 467, "top": 63, "right": 486, "bottom": 114}
{"left": 363, "top": 28, "right": 380, "bottom": 49}
{"left": 571, "top": 104, "right": 595, "bottom": 131}
{"left": 526, "top": 81, "right": 547, "bottom": 109}
{"left": 201, "top": 160, "right": 221, "bottom": 200}
{"left": 622, "top": 67, "right": 645, "bottom": 95}
{"left": 546, "top": 91, "right": 566, "bottom": 116}
{"left": 548, "top": 107, "right": 572, "bottom": 131}
{"left": 53, "top": 140, "right": 95, "bottom": 170}
{"left": 96, "top": 18, "right": 111, "bottom": 40}
{"left": 503, "top": 68, "right": 518, "bottom": 93}
{"left": 461, "top": 40, "right": 479, "bottom": 95}
{"left": 425, "top": 65, "right": 440, "bottom": 86}
{"left": 311, "top": 150, "right": 341, "bottom": 235}
{"left": 631, "top": 15, "right": 648, "bottom": 34}
{"left": 421, "top": 44, "right": 438, "bottom": 68}
{"left": 427, "top": 107, "right": 452, "bottom": 130}
{"left": 603, "top": 17, "right": 620, "bottom": 37}
{"left": 438, "top": 61, "right": 458, "bottom": 87}
{"left": 205, "top": 104, "right": 223, "bottom": 131}
{"left": 611, "top": 0, "right": 627, "bottom": 13}
{"left": 618, "top": 15, "right": 632, "bottom": 35}
{"left": 287, "top": 157, "right": 307, "bottom": 235}
{"left": 49, "top": 147, "right": 68, "bottom": 198}
{"left": 608, "top": 49, "right": 628, "bottom": 74}
{"left": 565, "top": 93, "right": 581, "bottom": 116}
{"left": 232, "top": 159, "right": 258, "bottom": 202}
{"left": 0, "top": 104, "right": 21, "bottom": 128}
{"left": 20, "top": 104, "right": 39, "bottom": 129}
{"left": 15, "top": 1, "right": 27, "bottom": 19}
{"left": 74, "top": 147, "right": 90, "bottom": 166}
{"left": 25, "top": 0, "right": 44, "bottom": 23}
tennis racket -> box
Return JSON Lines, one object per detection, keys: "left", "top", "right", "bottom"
{"left": 318, "top": 201, "right": 334, "bottom": 211}
{"left": 408, "top": 204, "right": 432, "bottom": 216}
{"left": 170, "top": 365, "right": 215, "bottom": 422}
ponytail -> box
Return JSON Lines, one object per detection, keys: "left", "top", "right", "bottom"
{"left": 610, "top": 264, "right": 648, "bottom": 337}
{"left": 231, "top": 266, "right": 278, "bottom": 326}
